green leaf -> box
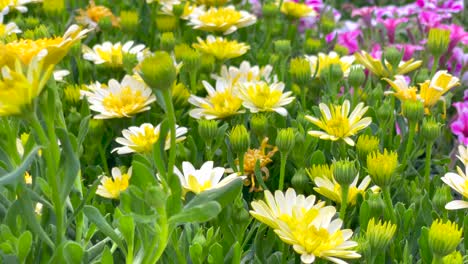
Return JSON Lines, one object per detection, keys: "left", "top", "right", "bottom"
{"left": 63, "top": 241, "right": 84, "bottom": 264}
{"left": 152, "top": 119, "right": 169, "bottom": 177}
{"left": 464, "top": 215, "right": 468, "bottom": 251}
{"left": 77, "top": 115, "right": 90, "bottom": 147}
{"left": 169, "top": 201, "right": 221, "bottom": 225}
{"left": 208, "top": 243, "right": 223, "bottom": 264}
{"left": 100, "top": 246, "right": 114, "bottom": 264}
{"left": 418, "top": 227, "right": 431, "bottom": 264}
{"left": 230, "top": 242, "right": 241, "bottom": 264}
{"left": 359, "top": 201, "right": 370, "bottom": 235}
{"left": 117, "top": 215, "right": 135, "bottom": 256}
{"left": 254, "top": 160, "right": 268, "bottom": 191}
{"left": 131, "top": 160, "right": 157, "bottom": 190}
{"left": 57, "top": 129, "right": 80, "bottom": 201}
{"left": 189, "top": 243, "right": 203, "bottom": 264}
{"left": 0, "top": 147, "right": 39, "bottom": 186}
{"left": 309, "top": 150, "right": 326, "bottom": 165}
{"left": 16, "top": 231, "right": 32, "bottom": 263}
{"left": 184, "top": 179, "right": 243, "bottom": 210}
{"left": 83, "top": 206, "right": 126, "bottom": 255}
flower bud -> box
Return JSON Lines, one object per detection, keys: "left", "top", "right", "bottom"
{"left": 42, "top": 0, "right": 65, "bottom": 17}
{"left": 428, "top": 219, "right": 462, "bottom": 258}
{"left": 348, "top": 66, "right": 366, "bottom": 88}
{"left": 276, "top": 128, "right": 295, "bottom": 154}
{"left": 367, "top": 192, "right": 385, "bottom": 216}
{"left": 432, "top": 186, "right": 452, "bottom": 212}
{"left": 138, "top": 51, "right": 177, "bottom": 91}
{"left": 291, "top": 169, "right": 309, "bottom": 193}
{"left": 155, "top": 14, "right": 177, "bottom": 32}
{"left": 262, "top": 4, "right": 279, "bottom": 19}
{"left": 421, "top": 118, "right": 442, "bottom": 143}
{"left": 181, "top": 49, "right": 201, "bottom": 72}
{"left": 250, "top": 114, "right": 268, "bottom": 138}
{"left": 333, "top": 44, "right": 349, "bottom": 56}
{"left": 427, "top": 28, "right": 450, "bottom": 58}
{"left": 172, "top": 4, "right": 185, "bottom": 17}
{"left": 24, "top": 17, "right": 40, "bottom": 30}
{"left": 160, "top": 32, "right": 176, "bottom": 52}
{"left": 98, "top": 16, "right": 113, "bottom": 31}
{"left": 306, "top": 164, "right": 333, "bottom": 181}
{"left": 122, "top": 52, "right": 138, "bottom": 73}
{"left": 367, "top": 149, "right": 398, "bottom": 187}
{"left": 33, "top": 25, "right": 50, "bottom": 39}
{"left": 304, "top": 38, "right": 323, "bottom": 54}
{"left": 289, "top": 57, "right": 311, "bottom": 86}
{"left": 356, "top": 135, "right": 380, "bottom": 163}
{"left": 172, "top": 82, "right": 190, "bottom": 108}
{"left": 120, "top": 10, "right": 139, "bottom": 33}
{"left": 63, "top": 84, "right": 82, "bottom": 105}
{"left": 320, "top": 63, "right": 343, "bottom": 84}
{"left": 402, "top": 100, "right": 424, "bottom": 123}
{"left": 198, "top": 119, "right": 218, "bottom": 144}
{"left": 384, "top": 47, "right": 402, "bottom": 71}
{"left": 366, "top": 218, "right": 397, "bottom": 252}
{"left": 320, "top": 16, "right": 335, "bottom": 35}
{"left": 442, "top": 251, "right": 463, "bottom": 264}
{"left": 274, "top": 40, "right": 291, "bottom": 57}
{"left": 333, "top": 160, "right": 357, "bottom": 186}
{"left": 229, "top": 125, "right": 250, "bottom": 154}
{"left": 376, "top": 100, "right": 393, "bottom": 124}
{"left": 174, "top": 43, "right": 192, "bottom": 62}
{"left": 269, "top": 54, "right": 280, "bottom": 66}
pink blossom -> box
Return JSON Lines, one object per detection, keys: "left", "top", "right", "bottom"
{"left": 336, "top": 30, "right": 362, "bottom": 54}
{"left": 416, "top": 0, "right": 464, "bottom": 13}
{"left": 394, "top": 44, "right": 424, "bottom": 60}
{"left": 378, "top": 17, "right": 409, "bottom": 43}
{"left": 418, "top": 11, "right": 449, "bottom": 29}
{"left": 451, "top": 101, "right": 468, "bottom": 145}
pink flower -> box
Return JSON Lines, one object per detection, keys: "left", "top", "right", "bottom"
{"left": 416, "top": 0, "right": 464, "bottom": 13}
{"left": 439, "top": 24, "right": 468, "bottom": 52}
{"left": 394, "top": 44, "right": 424, "bottom": 60}
{"left": 451, "top": 100, "right": 468, "bottom": 145}
{"left": 336, "top": 30, "right": 362, "bottom": 54}
{"left": 418, "top": 11, "right": 450, "bottom": 29}
{"left": 378, "top": 17, "right": 408, "bottom": 43}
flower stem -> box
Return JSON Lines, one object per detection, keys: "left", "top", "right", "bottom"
{"left": 278, "top": 152, "right": 288, "bottom": 190}
{"left": 340, "top": 185, "right": 349, "bottom": 220}
{"left": 402, "top": 121, "right": 416, "bottom": 170}
{"left": 383, "top": 186, "right": 397, "bottom": 223}
{"left": 432, "top": 254, "right": 443, "bottom": 264}
{"left": 162, "top": 89, "right": 177, "bottom": 182}
{"left": 238, "top": 153, "right": 245, "bottom": 176}
{"left": 430, "top": 55, "right": 440, "bottom": 77}
{"left": 424, "top": 142, "right": 434, "bottom": 192}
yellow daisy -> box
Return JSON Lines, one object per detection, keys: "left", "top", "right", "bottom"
{"left": 313, "top": 175, "right": 372, "bottom": 205}
{"left": 96, "top": 167, "right": 131, "bottom": 199}
{"left": 419, "top": 70, "right": 460, "bottom": 109}
{"left": 305, "top": 52, "right": 355, "bottom": 78}
{"left": 193, "top": 35, "right": 249, "bottom": 60}
{"left": 382, "top": 75, "right": 419, "bottom": 102}
{"left": 354, "top": 50, "right": 422, "bottom": 78}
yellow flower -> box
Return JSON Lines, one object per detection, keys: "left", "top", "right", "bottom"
{"left": 24, "top": 171, "right": 32, "bottom": 184}
{"left": 1, "top": 24, "right": 90, "bottom": 68}
{"left": 0, "top": 15, "right": 21, "bottom": 38}
{"left": 237, "top": 81, "right": 295, "bottom": 116}
{"left": 0, "top": 0, "right": 38, "bottom": 14}
{"left": 428, "top": 219, "right": 462, "bottom": 257}
{"left": 419, "top": 70, "right": 460, "bottom": 109}
{"left": 76, "top": 0, "right": 119, "bottom": 28}
{"left": 280, "top": 1, "right": 316, "bottom": 18}
{"left": 82, "top": 41, "right": 147, "bottom": 68}
{"left": 188, "top": 5, "right": 256, "bottom": 35}
{"left": 81, "top": 75, "right": 156, "bottom": 119}
{"left": 193, "top": 35, "right": 249, "bottom": 60}
{"left": 250, "top": 188, "right": 361, "bottom": 263}
{"left": 354, "top": 50, "right": 422, "bottom": 78}
{"left": 174, "top": 161, "right": 242, "bottom": 195}
{"left": 0, "top": 56, "right": 54, "bottom": 116}
{"left": 112, "top": 123, "right": 187, "bottom": 154}
{"left": 306, "top": 164, "right": 334, "bottom": 181}
{"left": 305, "top": 100, "right": 371, "bottom": 146}
{"left": 161, "top": 1, "right": 196, "bottom": 19}
{"left": 382, "top": 75, "right": 419, "bottom": 102}
{"left": 96, "top": 167, "right": 131, "bottom": 199}
{"left": 313, "top": 175, "right": 371, "bottom": 205}
{"left": 441, "top": 146, "right": 468, "bottom": 210}
{"left": 305, "top": 52, "right": 355, "bottom": 77}
{"left": 188, "top": 78, "right": 244, "bottom": 119}
{"left": 366, "top": 218, "right": 397, "bottom": 251}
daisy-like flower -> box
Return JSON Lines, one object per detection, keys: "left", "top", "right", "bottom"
{"left": 188, "top": 5, "right": 256, "bottom": 35}
{"left": 305, "top": 100, "right": 372, "bottom": 146}
{"left": 76, "top": 0, "right": 119, "bottom": 29}
{"left": 280, "top": 1, "right": 317, "bottom": 19}
{"left": 441, "top": 145, "right": 468, "bottom": 210}
{"left": 305, "top": 52, "right": 355, "bottom": 78}
{"left": 212, "top": 61, "right": 276, "bottom": 86}
{"left": 188, "top": 78, "right": 244, "bottom": 119}
{"left": 0, "top": 0, "right": 40, "bottom": 14}
{"left": 313, "top": 175, "right": 372, "bottom": 205}
{"left": 82, "top": 41, "right": 147, "bottom": 68}
{"left": 237, "top": 81, "right": 294, "bottom": 116}
{"left": 0, "top": 14, "right": 21, "bottom": 38}
{"left": 174, "top": 161, "right": 242, "bottom": 195}
{"left": 112, "top": 123, "right": 187, "bottom": 154}
{"left": 193, "top": 35, "right": 249, "bottom": 60}
{"left": 354, "top": 50, "right": 422, "bottom": 78}
{"left": 1, "top": 24, "right": 90, "bottom": 68}
{"left": 419, "top": 70, "right": 460, "bottom": 109}
{"left": 160, "top": 1, "right": 196, "bottom": 19}
{"left": 96, "top": 167, "right": 132, "bottom": 199}
{"left": 250, "top": 188, "right": 361, "bottom": 264}
{"left": 382, "top": 75, "right": 419, "bottom": 102}
{"left": 81, "top": 75, "right": 156, "bottom": 119}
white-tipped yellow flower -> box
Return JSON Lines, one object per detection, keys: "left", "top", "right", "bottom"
{"left": 174, "top": 161, "right": 242, "bottom": 194}
{"left": 160, "top": 1, "right": 196, "bottom": 19}
{"left": 0, "top": 15, "right": 21, "bottom": 38}
{"left": 305, "top": 100, "right": 371, "bottom": 146}
{"left": 382, "top": 75, "right": 419, "bottom": 102}
{"left": 112, "top": 123, "right": 187, "bottom": 154}
{"left": 305, "top": 52, "right": 355, "bottom": 78}
{"left": 313, "top": 175, "right": 372, "bottom": 205}
{"left": 354, "top": 50, "right": 422, "bottom": 78}
{"left": 96, "top": 167, "right": 132, "bottom": 199}
{"left": 82, "top": 41, "right": 147, "bottom": 68}
{"left": 237, "top": 81, "right": 294, "bottom": 116}
{"left": 0, "top": 0, "right": 40, "bottom": 14}
{"left": 188, "top": 5, "right": 256, "bottom": 35}
{"left": 213, "top": 61, "right": 276, "bottom": 86}
{"left": 441, "top": 158, "right": 468, "bottom": 210}
{"left": 280, "top": 1, "right": 316, "bottom": 18}
{"left": 188, "top": 78, "right": 244, "bottom": 119}
{"left": 419, "top": 70, "right": 460, "bottom": 109}
{"left": 193, "top": 35, "right": 249, "bottom": 60}
{"left": 82, "top": 75, "right": 156, "bottom": 119}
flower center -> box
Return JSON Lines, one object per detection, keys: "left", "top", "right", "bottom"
{"left": 102, "top": 86, "right": 147, "bottom": 115}
{"left": 203, "top": 90, "right": 242, "bottom": 118}
{"left": 246, "top": 83, "right": 282, "bottom": 109}
{"left": 199, "top": 8, "right": 242, "bottom": 29}
{"left": 102, "top": 174, "right": 130, "bottom": 198}
{"left": 129, "top": 126, "right": 160, "bottom": 153}
{"left": 96, "top": 45, "right": 124, "bottom": 66}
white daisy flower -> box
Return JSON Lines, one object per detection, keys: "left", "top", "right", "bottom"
{"left": 82, "top": 41, "right": 148, "bottom": 68}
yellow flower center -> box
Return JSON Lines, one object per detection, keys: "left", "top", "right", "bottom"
{"left": 102, "top": 86, "right": 147, "bottom": 116}
{"left": 323, "top": 108, "right": 351, "bottom": 138}
{"left": 202, "top": 90, "right": 242, "bottom": 118}
{"left": 187, "top": 174, "right": 213, "bottom": 193}
{"left": 128, "top": 126, "right": 160, "bottom": 153}
{"left": 5, "top": 38, "right": 64, "bottom": 65}
{"left": 96, "top": 45, "right": 124, "bottom": 66}
{"left": 333, "top": 184, "right": 360, "bottom": 205}
{"left": 246, "top": 83, "right": 282, "bottom": 110}
{"left": 102, "top": 173, "right": 130, "bottom": 198}
{"left": 293, "top": 225, "right": 345, "bottom": 254}
{"left": 281, "top": 2, "right": 314, "bottom": 18}
{"left": 198, "top": 7, "right": 242, "bottom": 31}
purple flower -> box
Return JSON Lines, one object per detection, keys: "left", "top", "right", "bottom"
{"left": 336, "top": 29, "right": 362, "bottom": 54}
{"left": 451, "top": 100, "right": 468, "bottom": 145}
{"left": 416, "top": 0, "right": 464, "bottom": 13}
{"left": 378, "top": 17, "right": 409, "bottom": 43}
{"left": 418, "top": 11, "right": 450, "bottom": 29}
{"left": 394, "top": 43, "right": 424, "bottom": 60}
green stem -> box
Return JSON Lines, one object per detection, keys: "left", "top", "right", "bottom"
{"left": 281, "top": 242, "right": 288, "bottom": 264}
{"left": 340, "top": 185, "right": 349, "bottom": 220}
{"left": 424, "top": 142, "right": 434, "bottom": 192}
{"left": 432, "top": 254, "right": 443, "bottom": 264}
{"left": 430, "top": 55, "right": 440, "bottom": 77}
{"left": 402, "top": 121, "right": 416, "bottom": 170}
{"left": 98, "top": 143, "right": 110, "bottom": 177}
{"left": 189, "top": 70, "right": 198, "bottom": 93}
{"left": 162, "top": 89, "right": 177, "bottom": 182}
{"left": 143, "top": 210, "right": 168, "bottom": 264}
{"left": 383, "top": 186, "right": 396, "bottom": 223}
{"left": 278, "top": 152, "right": 288, "bottom": 190}
{"left": 301, "top": 85, "right": 307, "bottom": 110}
{"left": 238, "top": 153, "right": 245, "bottom": 176}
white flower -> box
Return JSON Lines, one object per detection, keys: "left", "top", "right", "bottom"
{"left": 441, "top": 145, "right": 468, "bottom": 210}
{"left": 212, "top": 61, "right": 277, "bottom": 86}
{"left": 0, "top": 14, "right": 21, "bottom": 36}
{"left": 174, "top": 161, "right": 243, "bottom": 194}
{"left": 82, "top": 41, "right": 148, "bottom": 67}
{"left": 305, "top": 52, "right": 355, "bottom": 77}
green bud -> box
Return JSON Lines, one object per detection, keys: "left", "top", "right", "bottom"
{"left": 63, "top": 84, "right": 82, "bottom": 105}
{"left": 320, "top": 63, "right": 343, "bottom": 84}
{"left": 274, "top": 40, "right": 291, "bottom": 57}
{"left": 333, "top": 44, "right": 349, "bottom": 57}
{"left": 289, "top": 57, "right": 311, "bottom": 85}
{"left": 122, "top": 52, "right": 138, "bottom": 73}
{"left": 23, "top": 30, "right": 35, "bottom": 40}
{"left": 181, "top": 49, "right": 201, "bottom": 71}
{"left": 366, "top": 218, "right": 397, "bottom": 252}
{"left": 172, "top": 82, "right": 190, "bottom": 108}
{"left": 367, "top": 192, "right": 385, "bottom": 216}
{"left": 432, "top": 186, "right": 452, "bottom": 213}
{"left": 23, "top": 17, "right": 40, "bottom": 30}
{"left": 402, "top": 100, "right": 424, "bottom": 123}
{"left": 160, "top": 32, "right": 176, "bottom": 52}
{"left": 384, "top": 47, "right": 402, "bottom": 70}
{"left": 356, "top": 135, "right": 380, "bottom": 163}
{"left": 229, "top": 125, "right": 250, "bottom": 154}
{"left": 320, "top": 16, "right": 335, "bottom": 35}
{"left": 414, "top": 68, "right": 430, "bottom": 84}
{"left": 155, "top": 14, "right": 177, "bottom": 32}
{"left": 192, "top": 229, "right": 207, "bottom": 246}
{"left": 200, "top": 54, "right": 215, "bottom": 73}
{"left": 291, "top": 168, "right": 309, "bottom": 193}
{"left": 333, "top": 160, "right": 357, "bottom": 186}
{"left": 269, "top": 54, "right": 280, "bottom": 66}
{"left": 172, "top": 4, "right": 185, "bottom": 17}
{"left": 421, "top": 118, "right": 442, "bottom": 142}
{"left": 250, "top": 114, "right": 268, "bottom": 138}
{"left": 276, "top": 128, "right": 295, "bottom": 154}
{"left": 367, "top": 149, "right": 398, "bottom": 187}
{"left": 304, "top": 38, "right": 323, "bottom": 54}
{"left": 348, "top": 66, "right": 366, "bottom": 88}
{"left": 174, "top": 43, "right": 192, "bottom": 62}
{"left": 33, "top": 25, "right": 50, "bottom": 39}
{"left": 428, "top": 219, "right": 462, "bottom": 258}
{"left": 198, "top": 119, "right": 218, "bottom": 144}
{"left": 98, "top": 16, "right": 113, "bottom": 31}
{"left": 138, "top": 51, "right": 177, "bottom": 91}
{"left": 262, "top": 4, "right": 278, "bottom": 19}
{"left": 376, "top": 100, "right": 393, "bottom": 124}
{"left": 442, "top": 251, "right": 463, "bottom": 264}
{"left": 427, "top": 28, "right": 450, "bottom": 58}
{"left": 120, "top": 10, "right": 139, "bottom": 33}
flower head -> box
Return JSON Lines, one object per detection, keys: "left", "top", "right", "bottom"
{"left": 280, "top": 1, "right": 316, "bottom": 19}
{"left": 212, "top": 61, "right": 276, "bottom": 86}
{"left": 306, "top": 100, "right": 372, "bottom": 146}
{"left": 451, "top": 101, "right": 468, "bottom": 145}
{"left": 76, "top": 0, "right": 119, "bottom": 29}
{"left": 367, "top": 149, "right": 398, "bottom": 187}
{"left": 354, "top": 50, "right": 422, "bottom": 78}
{"left": 82, "top": 41, "right": 147, "bottom": 68}
{"left": 175, "top": 161, "right": 242, "bottom": 194}
{"left": 382, "top": 75, "right": 419, "bottom": 102}
{"left": 419, "top": 70, "right": 460, "bottom": 109}
{"left": 96, "top": 167, "right": 132, "bottom": 199}
{"left": 193, "top": 35, "right": 249, "bottom": 60}
{"left": 428, "top": 219, "right": 462, "bottom": 257}
{"left": 113, "top": 123, "right": 187, "bottom": 154}
{"left": 305, "top": 52, "right": 355, "bottom": 77}
{"left": 242, "top": 137, "right": 277, "bottom": 192}
{"left": 82, "top": 75, "right": 156, "bottom": 119}
{"left": 237, "top": 81, "right": 294, "bottom": 116}
{"left": 441, "top": 145, "right": 468, "bottom": 210}
{"left": 188, "top": 78, "right": 244, "bottom": 119}
{"left": 313, "top": 175, "right": 371, "bottom": 205}
{"left": 188, "top": 5, "right": 256, "bottom": 35}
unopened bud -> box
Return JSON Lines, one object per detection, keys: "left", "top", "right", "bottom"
{"left": 276, "top": 128, "right": 295, "bottom": 154}
{"left": 333, "top": 160, "right": 357, "bottom": 186}
{"left": 229, "top": 125, "right": 250, "bottom": 154}
{"left": 138, "top": 51, "right": 177, "bottom": 91}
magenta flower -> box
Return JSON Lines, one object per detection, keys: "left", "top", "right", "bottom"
{"left": 439, "top": 24, "right": 468, "bottom": 52}
{"left": 336, "top": 30, "right": 362, "bottom": 54}
{"left": 351, "top": 6, "right": 375, "bottom": 27}
{"left": 394, "top": 44, "right": 424, "bottom": 60}
{"left": 451, "top": 100, "right": 468, "bottom": 145}
{"left": 416, "top": 0, "right": 464, "bottom": 13}
{"left": 378, "top": 17, "right": 408, "bottom": 43}
{"left": 418, "top": 11, "right": 450, "bottom": 29}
